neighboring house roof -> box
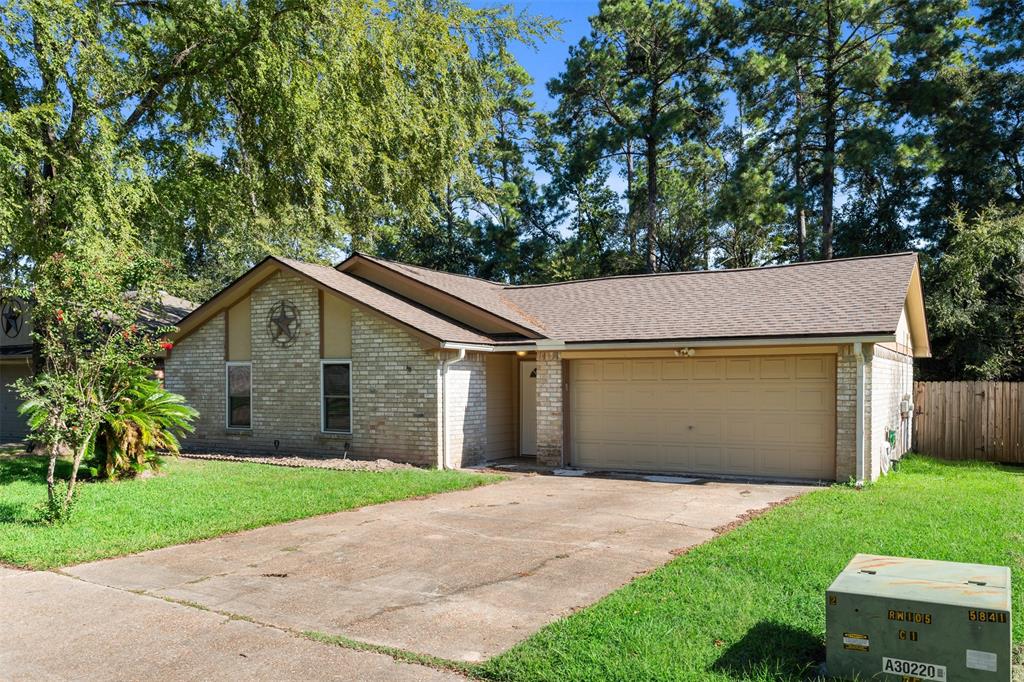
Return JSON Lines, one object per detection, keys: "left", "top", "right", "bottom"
{"left": 501, "top": 253, "right": 921, "bottom": 344}
{"left": 176, "top": 251, "right": 930, "bottom": 355}
{"left": 140, "top": 293, "right": 200, "bottom": 329}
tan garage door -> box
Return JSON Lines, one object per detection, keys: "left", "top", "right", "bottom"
{"left": 570, "top": 355, "right": 836, "bottom": 480}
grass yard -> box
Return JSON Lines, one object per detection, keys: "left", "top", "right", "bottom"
{"left": 481, "top": 457, "right": 1024, "bottom": 682}
{"left": 0, "top": 453, "right": 502, "bottom": 570}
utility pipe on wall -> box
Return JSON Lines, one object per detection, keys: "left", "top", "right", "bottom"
{"left": 438, "top": 348, "right": 466, "bottom": 470}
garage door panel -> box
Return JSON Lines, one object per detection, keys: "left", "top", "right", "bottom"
{"left": 759, "top": 386, "right": 796, "bottom": 410}
{"left": 692, "top": 444, "right": 730, "bottom": 471}
{"left": 726, "top": 446, "right": 757, "bottom": 472}
{"left": 571, "top": 354, "right": 836, "bottom": 480}
{"left": 574, "top": 360, "right": 601, "bottom": 382}
{"left": 692, "top": 384, "right": 727, "bottom": 410}
{"left": 661, "top": 386, "right": 694, "bottom": 410}
{"left": 795, "top": 387, "right": 832, "bottom": 411}
{"left": 660, "top": 443, "right": 692, "bottom": 469}
{"left": 789, "top": 448, "right": 831, "bottom": 475}
{"left": 631, "top": 360, "right": 659, "bottom": 381}
{"left": 661, "top": 360, "right": 689, "bottom": 380}
{"left": 600, "top": 386, "right": 629, "bottom": 410}
{"left": 757, "top": 418, "right": 792, "bottom": 443}
{"left": 629, "top": 383, "right": 665, "bottom": 410}
{"left": 726, "top": 386, "right": 760, "bottom": 410}
{"left": 693, "top": 359, "right": 722, "bottom": 380}
{"left": 792, "top": 419, "right": 831, "bottom": 445}
{"left": 796, "top": 356, "right": 832, "bottom": 379}
{"left": 726, "top": 358, "right": 756, "bottom": 379}
{"left": 725, "top": 417, "right": 756, "bottom": 442}
{"left": 602, "top": 360, "right": 629, "bottom": 381}
{"left": 757, "top": 447, "right": 795, "bottom": 475}
{"left": 759, "top": 357, "right": 791, "bottom": 379}
{"left": 689, "top": 415, "right": 723, "bottom": 441}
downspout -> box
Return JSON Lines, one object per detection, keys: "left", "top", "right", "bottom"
{"left": 854, "top": 341, "right": 866, "bottom": 486}
{"left": 438, "top": 348, "right": 466, "bottom": 470}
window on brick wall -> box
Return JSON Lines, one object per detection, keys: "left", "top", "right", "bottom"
{"left": 322, "top": 360, "right": 352, "bottom": 433}
{"left": 226, "top": 362, "right": 252, "bottom": 429}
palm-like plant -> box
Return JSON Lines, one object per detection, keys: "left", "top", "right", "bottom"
{"left": 93, "top": 366, "right": 198, "bottom": 479}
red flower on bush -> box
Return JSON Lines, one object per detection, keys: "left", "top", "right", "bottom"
{"left": 160, "top": 341, "right": 174, "bottom": 351}
{"left": 55, "top": 309, "right": 64, "bottom": 323}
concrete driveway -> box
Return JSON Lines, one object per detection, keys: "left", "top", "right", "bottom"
{"left": 62, "top": 473, "right": 812, "bottom": 664}
{"left": 0, "top": 567, "right": 458, "bottom": 682}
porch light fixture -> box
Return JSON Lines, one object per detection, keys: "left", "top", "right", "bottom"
{"left": 674, "top": 347, "right": 696, "bottom": 357}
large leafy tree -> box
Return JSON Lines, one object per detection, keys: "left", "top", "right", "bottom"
{"left": 0, "top": 0, "right": 552, "bottom": 297}
{"left": 374, "top": 53, "right": 559, "bottom": 284}
{"left": 550, "top": 0, "right": 728, "bottom": 273}
{"left": 920, "top": 206, "right": 1024, "bottom": 380}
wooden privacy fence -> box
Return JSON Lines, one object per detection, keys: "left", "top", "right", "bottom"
{"left": 913, "top": 381, "right": 1024, "bottom": 463}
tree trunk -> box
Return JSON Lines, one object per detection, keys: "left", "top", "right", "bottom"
{"left": 63, "top": 426, "right": 96, "bottom": 510}
{"left": 644, "top": 137, "right": 658, "bottom": 273}
{"left": 625, "top": 140, "right": 636, "bottom": 258}
{"left": 794, "top": 63, "right": 808, "bottom": 262}
{"left": 820, "top": 0, "right": 838, "bottom": 260}
{"left": 45, "top": 444, "right": 58, "bottom": 506}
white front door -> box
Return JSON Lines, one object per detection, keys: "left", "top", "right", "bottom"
{"left": 519, "top": 361, "right": 537, "bottom": 456}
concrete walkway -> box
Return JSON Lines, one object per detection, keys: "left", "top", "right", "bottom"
{"left": 61, "top": 474, "right": 812, "bottom": 665}
{"left": 0, "top": 567, "right": 459, "bottom": 681}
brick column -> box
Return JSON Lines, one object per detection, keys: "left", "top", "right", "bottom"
{"left": 535, "top": 351, "right": 563, "bottom": 467}
{"left": 836, "top": 344, "right": 877, "bottom": 483}
{"left": 835, "top": 347, "right": 858, "bottom": 482}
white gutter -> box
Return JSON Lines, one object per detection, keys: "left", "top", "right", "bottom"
{"left": 440, "top": 342, "right": 496, "bottom": 352}
{"left": 854, "top": 341, "right": 866, "bottom": 486}
{"left": 438, "top": 348, "right": 466, "bottom": 470}
{"left": 493, "top": 335, "right": 895, "bottom": 353}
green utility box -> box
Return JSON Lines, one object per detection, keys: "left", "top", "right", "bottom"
{"left": 826, "top": 554, "right": 1012, "bottom": 681}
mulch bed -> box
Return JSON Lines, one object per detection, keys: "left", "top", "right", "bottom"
{"left": 179, "top": 452, "right": 415, "bottom": 472}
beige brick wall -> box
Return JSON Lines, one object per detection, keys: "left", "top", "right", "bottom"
{"left": 350, "top": 308, "right": 440, "bottom": 465}
{"left": 835, "top": 344, "right": 914, "bottom": 483}
{"left": 869, "top": 345, "right": 914, "bottom": 478}
{"left": 442, "top": 351, "right": 488, "bottom": 467}
{"left": 167, "top": 271, "right": 442, "bottom": 464}
{"left": 535, "top": 351, "right": 563, "bottom": 467}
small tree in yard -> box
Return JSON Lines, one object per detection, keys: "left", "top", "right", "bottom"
{"left": 16, "top": 240, "right": 195, "bottom": 521}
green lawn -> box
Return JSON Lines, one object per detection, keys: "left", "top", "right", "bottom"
{"left": 481, "top": 457, "right": 1024, "bottom": 682}
{"left": 0, "top": 454, "right": 502, "bottom": 569}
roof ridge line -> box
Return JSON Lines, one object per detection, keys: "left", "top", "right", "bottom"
{"left": 502, "top": 252, "right": 919, "bottom": 290}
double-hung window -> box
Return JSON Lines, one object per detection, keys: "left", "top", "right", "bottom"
{"left": 226, "top": 362, "right": 252, "bottom": 429}
{"left": 321, "top": 361, "right": 352, "bottom": 433}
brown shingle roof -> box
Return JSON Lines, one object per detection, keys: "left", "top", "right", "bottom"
{"left": 344, "top": 253, "right": 548, "bottom": 334}
{"left": 500, "top": 253, "right": 919, "bottom": 343}
{"left": 277, "top": 258, "right": 500, "bottom": 345}
{"left": 186, "top": 252, "right": 920, "bottom": 348}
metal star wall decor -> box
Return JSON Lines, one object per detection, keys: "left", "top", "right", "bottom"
{"left": 1, "top": 297, "right": 25, "bottom": 339}
{"left": 267, "top": 300, "right": 300, "bottom": 347}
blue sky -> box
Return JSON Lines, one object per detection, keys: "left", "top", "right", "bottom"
{"left": 470, "top": 1, "right": 599, "bottom": 111}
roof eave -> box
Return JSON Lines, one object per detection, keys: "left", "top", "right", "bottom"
{"left": 489, "top": 333, "right": 898, "bottom": 352}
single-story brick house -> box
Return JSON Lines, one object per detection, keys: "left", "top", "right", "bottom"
{"left": 166, "top": 251, "right": 929, "bottom": 483}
